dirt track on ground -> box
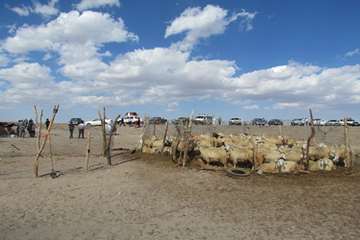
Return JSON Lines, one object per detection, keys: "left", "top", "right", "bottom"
{"left": 1, "top": 125, "right": 360, "bottom": 240}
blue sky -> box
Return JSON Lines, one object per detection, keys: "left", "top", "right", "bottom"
{"left": 0, "top": 0, "right": 360, "bottom": 122}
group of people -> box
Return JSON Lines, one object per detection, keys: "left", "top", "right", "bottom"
{"left": 68, "top": 121, "right": 85, "bottom": 139}
{"left": 16, "top": 118, "right": 50, "bottom": 138}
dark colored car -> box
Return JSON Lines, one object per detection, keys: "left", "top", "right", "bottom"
{"left": 352, "top": 121, "right": 360, "bottom": 126}
{"left": 69, "top": 118, "right": 83, "bottom": 125}
{"left": 149, "top": 117, "right": 167, "bottom": 124}
{"left": 252, "top": 118, "right": 267, "bottom": 126}
{"left": 268, "top": 119, "right": 283, "bottom": 126}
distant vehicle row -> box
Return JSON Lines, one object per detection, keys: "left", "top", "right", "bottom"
{"left": 290, "top": 118, "right": 360, "bottom": 126}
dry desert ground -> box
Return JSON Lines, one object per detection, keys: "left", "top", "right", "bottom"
{"left": 1, "top": 124, "right": 360, "bottom": 240}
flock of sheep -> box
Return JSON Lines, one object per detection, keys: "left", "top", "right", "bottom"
{"left": 141, "top": 133, "right": 350, "bottom": 174}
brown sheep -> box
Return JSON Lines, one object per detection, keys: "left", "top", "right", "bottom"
{"left": 199, "top": 146, "right": 228, "bottom": 167}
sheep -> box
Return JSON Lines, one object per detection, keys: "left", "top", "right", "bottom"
{"left": 227, "top": 146, "right": 253, "bottom": 168}
{"left": 199, "top": 146, "right": 228, "bottom": 167}
{"left": 308, "top": 159, "right": 336, "bottom": 171}
{"left": 308, "top": 144, "right": 330, "bottom": 161}
{"left": 275, "top": 159, "right": 300, "bottom": 173}
{"left": 257, "top": 162, "right": 278, "bottom": 174}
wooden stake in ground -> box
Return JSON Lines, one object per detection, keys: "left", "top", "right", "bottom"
{"left": 140, "top": 116, "right": 149, "bottom": 152}
{"left": 84, "top": 131, "right": 91, "bottom": 171}
{"left": 33, "top": 105, "right": 43, "bottom": 151}
{"left": 182, "top": 111, "right": 193, "bottom": 167}
{"left": 105, "top": 115, "right": 121, "bottom": 166}
{"left": 48, "top": 132, "right": 55, "bottom": 173}
{"left": 343, "top": 117, "right": 353, "bottom": 168}
{"left": 153, "top": 123, "right": 156, "bottom": 137}
{"left": 160, "top": 121, "right": 169, "bottom": 154}
{"left": 304, "top": 109, "right": 315, "bottom": 170}
{"left": 33, "top": 105, "right": 59, "bottom": 177}
{"left": 98, "top": 107, "right": 107, "bottom": 157}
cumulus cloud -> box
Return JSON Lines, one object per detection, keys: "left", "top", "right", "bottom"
{"left": 2, "top": 10, "right": 137, "bottom": 80}
{"left": 2, "top": 10, "right": 138, "bottom": 54}
{"left": 76, "top": 0, "right": 120, "bottom": 11}
{"left": 345, "top": 48, "right": 360, "bottom": 58}
{"left": 8, "top": 0, "right": 59, "bottom": 17}
{"left": 165, "top": 5, "right": 256, "bottom": 50}
{"left": 9, "top": 5, "right": 30, "bottom": 16}
{"left": 1, "top": 5, "right": 359, "bottom": 116}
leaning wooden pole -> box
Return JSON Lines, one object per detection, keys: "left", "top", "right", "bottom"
{"left": 160, "top": 121, "right": 169, "bottom": 154}
{"left": 33, "top": 105, "right": 59, "bottom": 177}
{"left": 98, "top": 107, "right": 107, "bottom": 157}
{"left": 33, "top": 105, "right": 43, "bottom": 151}
{"left": 84, "top": 131, "right": 91, "bottom": 171}
{"left": 106, "top": 115, "right": 121, "bottom": 166}
{"left": 182, "top": 112, "right": 193, "bottom": 167}
{"left": 305, "top": 109, "right": 315, "bottom": 170}
{"left": 343, "top": 117, "right": 353, "bottom": 168}
{"left": 140, "top": 116, "right": 149, "bottom": 152}
{"left": 49, "top": 133, "right": 55, "bottom": 173}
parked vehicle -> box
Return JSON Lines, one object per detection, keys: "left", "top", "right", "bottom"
{"left": 325, "top": 120, "right": 340, "bottom": 126}
{"left": 291, "top": 118, "right": 306, "bottom": 126}
{"left": 339, "top": 118, "right": 355, "bottom": 126}
{"left": 85, "top": 118, "right": 113, "bottom": 126}
{"left": 229, "top": 117, "right": 242, "bottom": 125}
{"left": 352, "top": 121, "right": 360, "bottom": 126}
{"left": 69, "top": 118, "right": 83, "bottom": 125}
{"left": 122, "top": 112, "right": 142, "bottom": 125}
{"left": 268, "top": 119, "right": 283, "bottom": 126}
{"left": 192, "top": 115, "right": 213, "bottom": 125}
{"left": 123, "top": 116, "right": 141, "bottom": 124}
{"left": 172, "top": 117, "right": 189, "bottom": 125}
{"left": 149, "top": 117, "right": 167, "bottom": 124}
{"left": 252, "top": 118, "right": 267, "bottom": 126}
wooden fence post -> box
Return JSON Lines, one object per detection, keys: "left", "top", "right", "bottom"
{"left": 160, "top": 121, "right": 169, "bottom": 154}
{"left": 105, "top": 115, "right": 121, "bottom": 166}
{"left": 344, "top": 117, "right": 353, "bottom": 168}
{"left": 33, "top": 105, "right": 59, "bottom": 177}
{"left": 304, "top": 109, "right": 315, "bottom": 170}
{"left": 84, "top": 131, "right": 91, "bottom": 171}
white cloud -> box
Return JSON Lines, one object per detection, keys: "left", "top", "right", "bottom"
{"left": 76, "top": 0, "right": 120, "bottom": 11}
{"left": 345, "top": 48, "right": 360, "bottom": 58}
{"left": 165, "top": 5, "right": 256, "bottom": 50}
{"left": 32, "top": 0, "right": 59, "bottom": 17}
{"left": 3, "top": 10, "right": 138, "bottom": 54}
{"left": 9, "top": 6, "right": 30, "bottom": 16}
{"left": 8, "top": 0, "right": 59, "bottom": 18}
{"left": 1, "top": 5, "right": 359, "bottom": 116}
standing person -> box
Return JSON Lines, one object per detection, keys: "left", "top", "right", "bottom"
{"left": 27, "top": 119, "right": 35, "bottom": 137}
{"left": 19, "top": 120, "right": 26, "bottom": 138}
{"left": 137, "top": 117, "right": 141, "bottom": 128}
{"left": 68, "top": 121, "right": 75, "bottom": 138}
{"left": 78, "top": 121, "right": 85, "bottom": 139}
{"left": 45, "top": 118, "right": 50, "bottom": 130}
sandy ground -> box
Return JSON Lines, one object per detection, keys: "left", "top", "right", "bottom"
{"left": 1, "top": 124, "right": 360, "bottom": 240}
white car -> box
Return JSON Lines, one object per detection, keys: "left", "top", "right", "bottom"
{"left": 85, "top": 118, "right": 113, "bottom": 126}
{"left": 124, "top": 116, "right": 142, "bottom": 124}
{"left": 339, "top": 118, "right": 355, "bottom": 126}
{"left": 229, "top": 117, "right": 242, "bottom": 125}
{"left": 193, "top": 115, "right": 213, "bottom": 125}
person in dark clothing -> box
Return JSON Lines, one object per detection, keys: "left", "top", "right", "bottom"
{"left": 45, "top": 118, "right": 50, "bottom": 130}
{"left": 78, "top": 121, "right": 85, "bottom": 139}
{"left": 27, "top": 119, "right": 35, "bottom": 137}
{"left": 68, "top": 122, "right": 75, "bottom": 138}
{"left": 137, "top": 117, "right": 141, "bottom": 128}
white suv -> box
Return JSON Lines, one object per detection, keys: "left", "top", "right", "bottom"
{"left": 85, "top": 118, "right": 113, "bottom": 126}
